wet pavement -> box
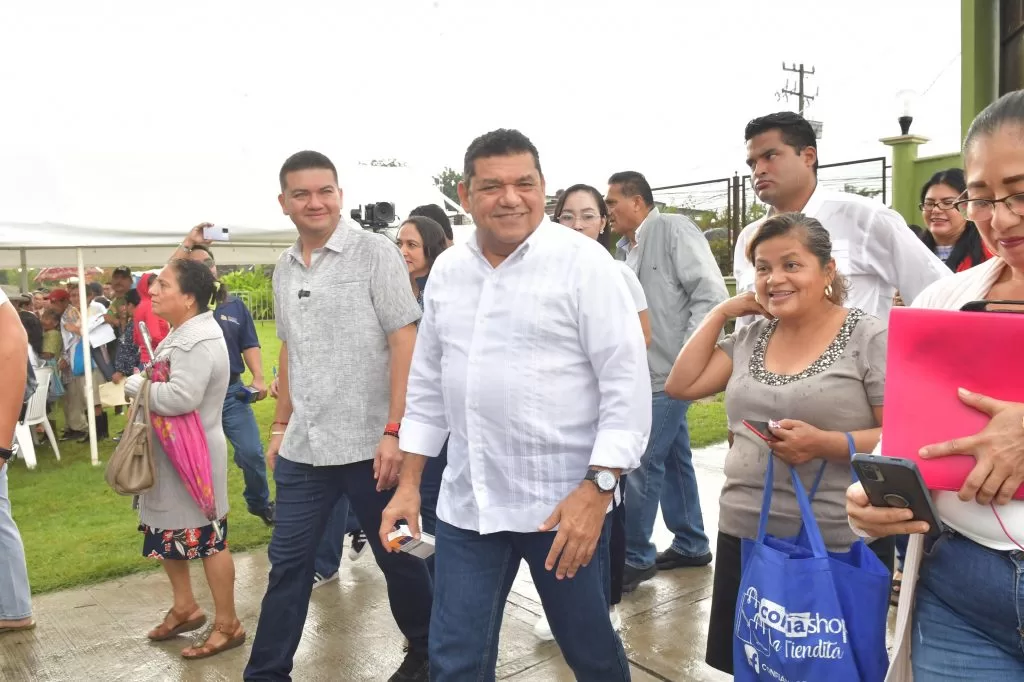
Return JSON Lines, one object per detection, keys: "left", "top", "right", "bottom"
{"left": 0, "top": 443, "right": 738, "bottom": 681}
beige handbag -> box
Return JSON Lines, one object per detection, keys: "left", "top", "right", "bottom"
{"left": 104, "top": 380, "right": 156, "bottom": 495}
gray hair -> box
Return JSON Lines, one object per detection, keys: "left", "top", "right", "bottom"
{"left": 746, "top": 211, "right": 848, "bottom": 305}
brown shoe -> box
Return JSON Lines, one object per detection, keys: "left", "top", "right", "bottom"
{"left": 181, "top": 620, "right": 246, "bottom": 660}
{"left": 147, "top": 606, "right": 206, "bottom": 641}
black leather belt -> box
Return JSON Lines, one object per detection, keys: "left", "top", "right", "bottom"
{"left": 229, "top": 373, "right": 241, "bottom": 385}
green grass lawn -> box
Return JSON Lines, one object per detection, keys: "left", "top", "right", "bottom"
{"left": 8, "top": 321, "right": 727, "bottom": 594}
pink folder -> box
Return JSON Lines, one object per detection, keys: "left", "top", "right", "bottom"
{"left": 883, "top": 306, "right": 1024, "bottom": 500}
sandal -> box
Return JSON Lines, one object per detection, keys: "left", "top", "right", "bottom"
{"left": 181, "top": 620, "right": 246, "bottom": 660}
{"left": 148, "top": 606, "right": 207, "bottom": 641}
{"left": 0, "top": 620, "right": 35, "bottom": 635}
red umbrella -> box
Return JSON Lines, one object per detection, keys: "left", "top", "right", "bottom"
{"left": 34, "top": 266, "right": 104, "bottom": 282}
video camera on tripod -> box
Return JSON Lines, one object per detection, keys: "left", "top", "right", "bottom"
{"left": 350, "top": 202, "right": 396, "bottom": 232}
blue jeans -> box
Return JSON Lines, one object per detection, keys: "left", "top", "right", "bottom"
{"left": 313, "top": 495, "right": 364, "bottom": 577}
{"left": 0, "top": 465, "right": 31, "bottom": 620}
{"left": 624, "top": 392, "right": 709, "bottom": 569}
{"left": 313, "top": 440, "right": 448, "bottom": 578}
{"left": 430, "top": 515, "right": 629, "bottom": 681}
{"left": 912, "top": 531, "right": 1024, "bottom": 679}
{"left": 245, "top": 457, "right": 433, "bottom": 681}
{"left": 222, "top": 381, "right": 271, "bottom": 513}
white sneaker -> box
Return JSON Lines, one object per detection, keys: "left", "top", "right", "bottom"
{"left": 311, "top": 571, "right": 339, "bottom": 589}
{"left": 609, "top": 605, "right": 622, "bottom": 632}
{"left": 532, "top": 613, "right": 554, "bottom": 641}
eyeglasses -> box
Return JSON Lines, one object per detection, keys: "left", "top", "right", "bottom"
{"left": 919, "top": 198, "right": 957, "bottom": 211}
{"left": 557, "top": 212, "right": 602, "bottom": 226}
{"left": 955, "top": 192, "right": 1024, "bottom": 221}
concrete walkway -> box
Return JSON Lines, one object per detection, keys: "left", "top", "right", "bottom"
{"left": 0, "top": 445, "right": 737, "bottom": 681}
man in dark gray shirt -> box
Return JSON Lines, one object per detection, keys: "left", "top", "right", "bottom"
{"left": 607, "top": 171, "right": 729, "bottom": 592}
{"left": 244, "top": 151, "right": 432, "bottom": 682}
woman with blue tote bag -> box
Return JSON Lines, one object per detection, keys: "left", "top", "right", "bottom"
{"left": 666, "top": 212, "right": 891, "bottom": 678}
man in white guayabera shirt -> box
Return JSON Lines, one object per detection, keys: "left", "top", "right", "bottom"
{"left": 380, "top": 129, "right": 651, "bottom": 682}
{"left": 734, "top": 111, "right": 950, "bottom": 331}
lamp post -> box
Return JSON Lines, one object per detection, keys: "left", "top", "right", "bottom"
{"left": 897, "top": 89, "right": 917, "bottom": 135}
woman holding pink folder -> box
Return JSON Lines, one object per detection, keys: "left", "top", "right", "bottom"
{"left": 849, "top": 91, "right": 1024, "bottom": 680}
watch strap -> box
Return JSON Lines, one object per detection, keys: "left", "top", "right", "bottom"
{"left": 0, "top": 447, "right": 13, "bottom": 462}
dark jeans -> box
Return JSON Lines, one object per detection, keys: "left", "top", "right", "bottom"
{"left": 244, "top": 457, "right": 433, "bottom": 681}
{"left": 313, "top": 495, "right": 364, "bottom": 577}
{"left": 430, "top": 516, "right": 629, "bottom": 681}
{"left": 312, "top": 440, "right": 448, "bottom": 578}
{"left": 222, "top": 381, "right": 271, "bottom": 514}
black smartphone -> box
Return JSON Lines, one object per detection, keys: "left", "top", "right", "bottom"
{"left": 741, "top": 419, "right": 775, "bottom": 443}
{"left": 851, "top": 453, "right": 944, "bottom": 539}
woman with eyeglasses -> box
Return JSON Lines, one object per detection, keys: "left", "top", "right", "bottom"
{"left": 525, "top": 184, "right": 650, "bottom": 641}
{"left": 918, "top": 168, "right": 992, "bottom": 272}
{"left": 849, "top": 91, "right": 1024, "bottom": 680}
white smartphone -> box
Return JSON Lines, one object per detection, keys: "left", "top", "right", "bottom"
{"left": 203, "top": 225, "right": 230, "bottom": 242}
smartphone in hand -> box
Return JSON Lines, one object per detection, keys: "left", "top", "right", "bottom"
{"left": 742, "top": 419, "right": 776, "bottom": 443}
{"left": 851, "top": 453, "right": 944, "bottom": 539}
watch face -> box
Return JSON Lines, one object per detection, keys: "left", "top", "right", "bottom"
{"left": 596, "top": 470, "right": 616, "bottom": 492}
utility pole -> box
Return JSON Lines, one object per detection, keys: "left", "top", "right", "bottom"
{"left": 777, "top": 63, "right": 818, "bottom": 115}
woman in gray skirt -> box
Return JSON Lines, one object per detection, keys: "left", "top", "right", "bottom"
{"left": 124, "top": 258, "right": 243, "bottom": 659}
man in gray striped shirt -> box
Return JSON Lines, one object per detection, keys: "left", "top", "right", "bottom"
{"left": 244, "top": 151, "right": 432, "bottom": 682}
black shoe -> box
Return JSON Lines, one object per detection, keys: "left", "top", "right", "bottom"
{"left": 621, "top": 564, "right": 658, "bottom": 593}
{"left": 249, "top": 501, "right": 276, "bottom": 527}
{"left": 655, "top": 547, "right": 712, "bottom": 570}
{"left": 388, "top": 647, "right": 429, "bottom": 682}
{"left": 347, "top": 530, "right": 368, "bottom": 560}
{"left": 60, "top": 429, "right": 86, "bottom": 441}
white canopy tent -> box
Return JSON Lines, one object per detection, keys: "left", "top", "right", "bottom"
{"left": 0, "top": 148, "right": 468, "bottom": 465}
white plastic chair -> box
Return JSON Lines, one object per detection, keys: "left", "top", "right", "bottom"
{"left": 14, "top": 366, "right": 60, "bottom": 469}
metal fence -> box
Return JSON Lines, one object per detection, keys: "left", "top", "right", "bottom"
{"left": 232, "top": 290, "right": 276, "bottom": 322}
{"left": 652, "top": 156, "right": 891, "bottom": 271}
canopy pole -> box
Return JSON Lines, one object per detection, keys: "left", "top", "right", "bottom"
{"left": 77, "top": 248, "right": 99, "bottom": 467}
{"left": 19, "top": 250, "right": 29, "bottom": 293}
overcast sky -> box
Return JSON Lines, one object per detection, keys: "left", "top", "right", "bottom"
{"left": 0, "top": 0, "right": 962, "bottom": 206}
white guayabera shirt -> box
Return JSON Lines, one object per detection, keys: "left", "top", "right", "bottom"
{"left": 400, "top": 221, "right": 652, "bottom": 534}
{"left": 733, "top": 184, "right": 951, "bottom": 331}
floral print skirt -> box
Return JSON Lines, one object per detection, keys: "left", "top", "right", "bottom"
{"left": 139, "top": 518, "right": 228, "bottom": 561}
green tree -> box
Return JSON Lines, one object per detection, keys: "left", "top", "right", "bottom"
{"left": 433, "top": 166, "right": 462, "bottom": 204}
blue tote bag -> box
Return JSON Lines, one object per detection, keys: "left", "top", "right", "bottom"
{"left": 733, "top": 453, "right": 890, "bottom": 681}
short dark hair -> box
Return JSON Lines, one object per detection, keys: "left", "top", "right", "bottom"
{"left": 607, "top": 171, "right": 654, "bottom": 208}
{"left": 86, "top": 281, "right": 103, "bottom": 297}
{"left": 920, "top": 168, "right": 966, "bottom": 205}
{"left": 746, "top": 212, "right": 848, "bottom": 305}
{"left": 552, "top": 184, "right": 612, "bottom": 248}
{"left": 745, "top": 112, "right": 819, "bottom": 173}
{"left": 409, "top": 204, "right": 453, "bottom": 241}
{"left": 125, "top": 289, "right": 141, "bottom": 307}
{"left": 168, "top": 259, "right": 218, "bottom": 314}
{"left": 964, "top": 90, "right": 1024, "bottom": 154}
{"left": 279, "top": 150, "right": 338, "bottom": 191}
{"left": 191, "top": 243, "right": 216, "bottom": 263}
{"left": 463, "top": 129, "right": 542, "bottom": 186}
{"left": 399, "top": 217, "right": 449, "bottom": 274}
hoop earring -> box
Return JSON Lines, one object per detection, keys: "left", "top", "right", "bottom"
{"left": 825, "top": 283, "right": 833, "bottom": 299}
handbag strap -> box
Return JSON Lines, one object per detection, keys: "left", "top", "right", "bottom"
{"left": 757, "top": 435, "right": 857, "bottom": 558}
{"left": 806, "top": 432, "right": 859, "bottom": 501}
